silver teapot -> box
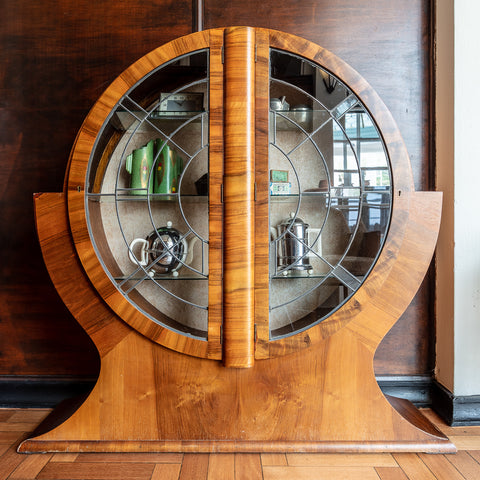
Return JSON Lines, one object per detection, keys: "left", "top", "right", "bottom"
{"left": 270, "top": 96, "right": 290, "bottom": 111}
{"left": 128, "top": 221, "right": 197, "bottom": 276}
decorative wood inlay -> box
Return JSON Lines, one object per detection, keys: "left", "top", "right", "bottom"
{"left": 222, "top": 27, "right": 256, "bottom": 368}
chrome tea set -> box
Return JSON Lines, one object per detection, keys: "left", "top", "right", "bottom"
{"left": 128, "top": 222, "right": 197, "bottom": 277}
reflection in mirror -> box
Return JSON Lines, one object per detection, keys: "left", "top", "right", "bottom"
{"left": 269, "top": 49, "right": 392, "bottom": 339}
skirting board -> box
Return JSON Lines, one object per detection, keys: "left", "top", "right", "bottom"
{"left": 432, "top": 380, "right": 480, "bottom": 426}
{"left": 0, "top": 376, "right": 96, "bottom": 408}
{"left": 1, "top": 374, "right": 432, "bottom": 408}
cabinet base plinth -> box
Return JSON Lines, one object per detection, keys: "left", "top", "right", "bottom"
{"left": 19, "top": 394, "right": 455, "bottom": 454}
{"left": 17, "top": 392, "right": 455, "bottom": 454}
{"left": 26, "top": 192, "right": 453, "bottom": 455}
{"left": 18, "top": 438, "right": 455, "bottom": 454}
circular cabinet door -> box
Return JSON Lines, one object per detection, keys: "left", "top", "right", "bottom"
{"left": 268, "top": 49, "right": 392, "bottom": 337}
{"left": 251, "top": 29, "right": 432, "bottom": 360}
{"left": 67, "top": 30, "right": 225, "bottom": 360}
{"left": 66, "top": 27, "right": 437, "bottom": 363}
{"left": 257, "top": 36, "right": 395, "bottom": 355}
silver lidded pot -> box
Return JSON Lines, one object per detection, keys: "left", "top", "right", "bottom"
{"left": 145, "top": 224, "right": 186, "bottom": 274}
{"left": 273, "top": 212, "right": 312, "bottom": 274}
{"left": 128, "top": 221, "right": 197, "bottom": 276}
{"left": 270, "top": 96, "right": 290, "bottom": 111}
{"left": 291, "top": 104, "right": 312, "bottom": 124}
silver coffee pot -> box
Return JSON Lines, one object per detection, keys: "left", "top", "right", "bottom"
{"left": 272, "top": 213, "right": 313, "bottom": 274}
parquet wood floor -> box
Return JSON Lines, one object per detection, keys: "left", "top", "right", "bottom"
{"left": 0, "top": 408, "right": 479, "bottom": 479}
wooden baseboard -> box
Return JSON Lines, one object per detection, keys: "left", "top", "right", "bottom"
{"left": 0, "top": 376, "right": 96, "bottom": 408}
{"left": 431, "top": 380, "right": 480, "bottom": 426}
{"left": 377, "top": 375, "right": 433, "bottom": 407}
{"left": 0, "top": 374, "right": 431, "bottom": 408}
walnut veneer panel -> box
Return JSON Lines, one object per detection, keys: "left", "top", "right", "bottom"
{"left": 222, "top": 27, "right": 256, "bottom": 368}
{"left": 20, "top": 28, "right": 451, "bottom": 453}
{"left": 206, "top": 29, "right": 225, "bottom": 359}
{"left": 22, "top": 189, "right": 452, "bottom": 453}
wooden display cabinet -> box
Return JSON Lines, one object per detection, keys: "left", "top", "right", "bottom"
{"left": 20, "top": 27, "right": 454, "bottom": 453}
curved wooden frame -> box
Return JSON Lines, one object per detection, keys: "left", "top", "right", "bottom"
{"left": 66, "top": 27, "right": 435, "bottom": 364}
{"left": 255, "top": 29, "right": 425, "bottom": 358}
{"left": 66, "top": 29, "right": 224, "bottom": 359}
{"left": 19, "top": 27, "right": 453, "bottom": 453}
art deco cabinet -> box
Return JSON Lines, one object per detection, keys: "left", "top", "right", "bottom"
{"left": 20, "top": 27, "right": 454, "bottom": 452}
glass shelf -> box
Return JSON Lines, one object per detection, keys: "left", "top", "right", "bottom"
{"left": 271, "top": 109, "right": 331, "bottom": 132}
{"left": 115, "top": 273, "right": 208, "bottom": 281}
{"left": 87, "top": 193, "right": 208, "bottom": 203}
{"left": 271, "top": 271, "right": 364, "bottom": 281}
{"left": 272, "top": 272, "right": 326, "bottom": 280}
{"left": 111, "top": 110, "right": 205, "bottom": 133}
{"left": 150, "top": 111, "right": 206, "bottom": 119}
{"left": 269, "top": 191, "right": 329, "bottom": 202}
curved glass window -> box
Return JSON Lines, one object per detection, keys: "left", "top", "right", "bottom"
{"left": 269, "top": 49, "right": 392, "bottom": 338}
{"left": 85, "top": 50, "right": 210, "bottom": 339}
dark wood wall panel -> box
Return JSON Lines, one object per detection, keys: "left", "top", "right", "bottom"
{"left": 205, "top": 0, "right": 432, "bottom": 190}
{"left": 0, "top": 0, "right": 433, "bottom": 377}
{"left": 205, "top": 0, "right": 435, "bottom": 376}
{"left": 0, "top": 0, "right": 193, "bottom": 375}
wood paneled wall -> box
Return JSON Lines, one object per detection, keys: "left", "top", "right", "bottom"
{"left": 0, "top": 1, "right": 434, "bottom": 378}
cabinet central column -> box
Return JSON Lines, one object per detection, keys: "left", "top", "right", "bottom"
{"left": 223, "top": 27, "right": 256, "bottom": 368}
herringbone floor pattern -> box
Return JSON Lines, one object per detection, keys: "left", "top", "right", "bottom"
{"left": 1, "top": 408, "right": 479, "bottom": 479}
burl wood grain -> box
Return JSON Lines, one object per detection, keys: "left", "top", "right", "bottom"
{"left": 222, "top": 27, "right": 256, "bottom": 368}
{"left": 21, "top": 189, "right": 452, "bottom": 453}
{"left": 20, "top": 28, "right": 453, "bottom": 453}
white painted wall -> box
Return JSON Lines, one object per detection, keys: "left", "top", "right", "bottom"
{"left": 436, "top": 0, "right": 480, "bottom": 396}
{"left": 452, "top": 0, "right": 480, "bottom": 395}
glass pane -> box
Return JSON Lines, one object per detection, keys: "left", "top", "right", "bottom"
{"left": 85, "top": 50, "right": 210, "bottom": 339}
{"left": 269, "top": 49, "right": 392, "bottom": 339}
